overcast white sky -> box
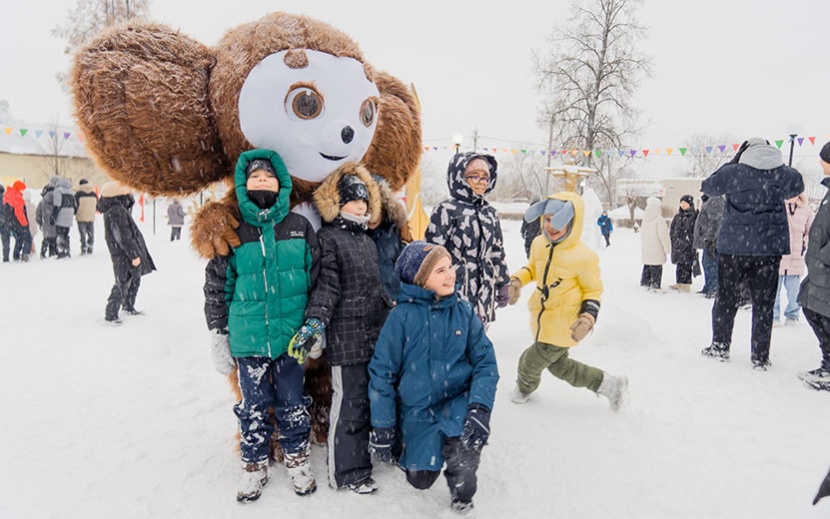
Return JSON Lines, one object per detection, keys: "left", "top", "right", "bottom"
{"left": 3, "top": 0, "right": 830, "bottom": 174}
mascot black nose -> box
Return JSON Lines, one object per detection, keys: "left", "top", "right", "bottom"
{"left": 341, "top": 126, "right": 354, "bottom": 144}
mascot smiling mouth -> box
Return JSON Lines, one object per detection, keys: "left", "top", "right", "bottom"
{"left": 320, "top": 152, "right": 347, "bottom": 161}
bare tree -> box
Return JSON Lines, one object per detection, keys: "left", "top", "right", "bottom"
{"left": 680, "top": 134, "right": 735, "bottom": 178}
{"left": 614, "top": 168, "right": 654, "bottom": 227}
{"left": 534, "top": 0, "right": 652, "bottom": 202}
{"left": 489, "top": 150, "right": 548, "bottom": 202}
{"left": 52, "top": 0, "right": 151, "bottom": 88}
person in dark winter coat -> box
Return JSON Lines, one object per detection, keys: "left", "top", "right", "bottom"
{"left": 0, "top": 184, "right": 9, "bottom": 262}
{"left": 288, "top": 163, "right": 392, "bottom": 494}
{"left": 204, "top": 150, "right": 320, "bottom": 501}
{"left": 368, "top": 241, "right": 498, "bottom": 514}
{"left": 36, "top": 178, "right": 58, "bottom": 259}
{"left": 669, "top": 194, "right": 698, "bottom": 292}
{"left": 98, "top": 181, "right": 156, "bottom": 324}
{"left": 797, "top": 141, "right": 830, "bottom": 391}
{"left": 52, "top": 178, "right": 77, "bottom": 258}
{"left": 520, "top": 194, "right": 543, "bottom": 258}
{"left": 425, "top": 153, "right": 510, "bottom": 325}
{"left": 368, "top": 175, "right": 412, "bottom": 301}
{"left": 166, "top": 198, "right": 185, "bottom": 241}
{"left": 74, "top": 179, "right": 98, "bottom": 254}
{"left": 700, "top": 138, "right": 804, "bottom": 369}
{"left": 3, "top": 181, "right": 32, "bottom": 262}
{"left": 693, "top": 193, "right": 725, "bottom": 298}
{"left": 597, "top": 210, "right": 613, "bottom": 247}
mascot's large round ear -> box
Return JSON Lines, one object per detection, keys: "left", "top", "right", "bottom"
{"left": 71, "top": 21, "right": 229, "bottom": 196}
{"left": 363, "top": 71, "right": 422, "bottom": 193}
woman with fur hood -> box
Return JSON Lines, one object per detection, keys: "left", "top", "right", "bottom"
{"left": 425, "top": 153, "right": 510, "bottom": 326}
{"left": 287, "top": 163, "right": 393, "bottom": 494}
{"left": 640, "top": 197, "right": 672, "bottom": 291}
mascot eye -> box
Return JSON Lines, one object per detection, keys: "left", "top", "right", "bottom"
{"left": 286, "top": 87, "right": 324, "bottom": 120}
{"left": 360, "top": 98, "right": 377, "bottom": 127}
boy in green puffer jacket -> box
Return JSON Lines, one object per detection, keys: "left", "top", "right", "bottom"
{"left": 203, "top": 149, "right": 320, "bottom": 502}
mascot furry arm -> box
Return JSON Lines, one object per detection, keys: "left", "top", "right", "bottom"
{"left": 71, "top": 12, "right": 421, "bottom": 256}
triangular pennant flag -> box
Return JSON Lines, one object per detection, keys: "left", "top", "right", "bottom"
{"left": 809, "top": 136, "right": 816, "bottom": 145}
{"left": 502, "top": 148, "right": 508, "bottom": 153}
{"left": 511, "top": 149, "right": 517, "bottom": 155}
{"left": 705, "top": 146, "right": 713, "bottom": 154}
{"left": 718, "top": 145, "right": 726, "bottom": 153}
{"left": 424, "top": 146, "right": 429, "bottom": 151}
{"left": 432, "top": 146, "right": 438, "bottom": 151}
{"left": 3, "top": 127, "right": 11, "bottom": 136}
{"left": 666, "top": 148, "right": 673, "bottom": 156}
{"left": 732, "top": 143, "right": 740, "bottom": 151}
{"left": 643, "top": 149, "right": 650, "bottom": 157}
{"left": 629, "top": 150, "right": 637, "bottom": 157}
{"left": 63, "top": 132, "right": 71, "bottom": 140}
{"left": 561, "top": 149, "right": 569, "bottom": 156}
{"left": 691, "top": 147, "right": 700, "bottom": 155}
{"left": 550, "top": 150, "right": 557, "bottom": 156}
{"left": 798, "top": 137, "right": 804, "bottom": 146}
{"left": 775, "top": 140, "right": 784, "bottom": 149}
{"left": 679, "top": 148, "right": 687, "bottom": 156}
{"left": 520, "top": 149, "right": 527, "bottom": 154}
{"left": 583, "top": 150, "right": 591, "bottom": 157}
{"left": 35, "top": 130, "right": 43, "bottom": 138}
{"left": 492, "top": 148, "right": 498, "bottom": 153}
{"left": 594, "top": 150, "right": 602, "bottom": 158}
{"left": 19, "top": 129, "right": 28, "bottom": 137}
{"left": 49, "top": 131, "right": 56, "bottom": 139}
{"left": 618, "top": 150, "right": 625, "bottom": 157}
{"left": 653, "top": 149, "right": 661, "bottom": 155}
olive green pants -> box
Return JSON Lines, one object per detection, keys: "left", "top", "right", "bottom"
{"left": 516, "top": 341, "right": 603, "bottom": 394}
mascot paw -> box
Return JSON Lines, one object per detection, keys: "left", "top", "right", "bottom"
{"left": 190, "top": 201, "right": 241, "bottom": 258}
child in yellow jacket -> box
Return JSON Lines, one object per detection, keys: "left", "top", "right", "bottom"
{"left": 508, "top": 191, "right": 629, "bottom": 410}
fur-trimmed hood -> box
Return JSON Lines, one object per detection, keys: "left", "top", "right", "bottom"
{"left": 372, "top": 174, "right": 412, "bottom": 242}
{"left": 314, "top": 162, "right": 382, "bottom": 225}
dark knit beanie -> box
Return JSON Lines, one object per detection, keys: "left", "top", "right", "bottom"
{"left": 395, "top": 241, "right": 451, "bottom": 287}
{"left": 79, "top": 178, "right": 89, "bottom": 185}
{"left": 680, "top": 194, "right": 694, "bottom": 205}
{"left": 820, "top": 141, "right": 830, "bottom": 164}
{"left": 245, "top": 158, "right": 276, "bottom": 178}
{"left": 338, "top": 174, "right": 369, "bottom": 206}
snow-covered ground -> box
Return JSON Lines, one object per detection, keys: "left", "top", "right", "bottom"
{"left": 1, "top": 208, "right": 829, "bottom": 519}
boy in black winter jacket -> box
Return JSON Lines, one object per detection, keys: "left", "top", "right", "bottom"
{"left": 288, "top": 163, "right": 392, "bottom": 494}
{"left": 98, "top": 181, "right": 156, "bottom": 324}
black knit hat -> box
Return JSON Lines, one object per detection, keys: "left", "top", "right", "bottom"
{"left": 820, "top": 141, "right": 830, "bottom": 164}
{"left": 79, "top": 178, "right": 89, "bottom": 185}
{"left": 337, "top": 174, "right": 369, "bottom": 206}
{"left": 680, "top": 194, "right": 694, "bottom": 205}
{"left": 245, "top": 158, "right": 276, "bottom": 178}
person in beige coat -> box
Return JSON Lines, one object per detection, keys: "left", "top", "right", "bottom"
{"left": 640, "top": 197, "right": 672, "bottom": 291}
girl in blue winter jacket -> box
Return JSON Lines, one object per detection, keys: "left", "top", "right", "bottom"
{"left": 368, "top": 241, "right": 499, "bottom": 514}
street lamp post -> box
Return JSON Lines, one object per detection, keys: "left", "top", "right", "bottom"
{"left": 452, "top": 134, "right": 464, "bottom": 155}
{"left": 788, "top": 133, "right": 797, "bottom": 167}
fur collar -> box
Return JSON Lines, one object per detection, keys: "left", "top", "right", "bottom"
{"left": 313, "top": 162, "right": 382, "bottom": 224}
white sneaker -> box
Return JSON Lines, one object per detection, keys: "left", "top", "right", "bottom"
{"left": 509, "top": 385, "right": 530, "bottom": 404}
{"left": 237, "top": 461, "right": 269, "bottom": 502}
{"left": 597, "top": 373, "right": 629, "bottom": 411}
{"left": 284, "top": 449, "right": 316, "bottom": 496}
{"left": 347, "top": 476, "right": 378, "bottom": 494}
{"left": 785, "top": 317, "right": 799, "bottom": 327}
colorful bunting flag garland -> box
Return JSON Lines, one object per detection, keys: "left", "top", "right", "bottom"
{"left": 1, "top": 126, "right": 84, "bottom": 142}
{"left": 423, "top": 133, "right": 830, "bottom": 158}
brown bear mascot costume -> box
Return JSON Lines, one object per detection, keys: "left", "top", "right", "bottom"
{"left": 70, "top": 12, "right": 421, "bottom": 459}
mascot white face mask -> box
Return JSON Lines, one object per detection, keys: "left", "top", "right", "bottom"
{"left": 238, "top": 50, "right": 380, "bottom": 183}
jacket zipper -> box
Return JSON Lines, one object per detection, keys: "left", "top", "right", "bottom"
{"left": 534, "top": 243, "right": 555, "bottom": 343}
{"left": 259, "top": 229, "right": 272, "bottom": 358}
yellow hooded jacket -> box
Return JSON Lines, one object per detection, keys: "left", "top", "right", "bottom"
{"left": 512, "top": 192, "right": 603, "bottom": 347}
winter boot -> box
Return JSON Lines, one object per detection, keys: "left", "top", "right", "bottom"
{"left": 701, "top": 342, "right": 730, "bottom": 361}
{"left": 347, "top": 476, "right": 378, "bottom": 495}
{"left": 237, "top": 460, "right": 269, "bottom": 502}
{"left": 798, "top": 367, "right": 830, "bottom": 390}
{"left": 596, "top": 372, "right": 629, "bottom": 411}
{"left": 509, "top": 384, "right": 530, "bottom": 404}
{"left": 669, "top": 283, "right": 691, "bottom": 292}
{"left": 784, "top": 317, "right": 799, "bottom": 327}
{"left": 451, "top": 498, "right": 475, "bottom": 514}
{"left": 284, "top": 447, "right": 316, "bottom": 496}
{"left": 751, "top": 358, "right": 771, "bottom": 371}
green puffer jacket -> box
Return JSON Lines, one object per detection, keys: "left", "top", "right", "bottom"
{"left": 204, "top": 149, "right": 319, "bottom": 359}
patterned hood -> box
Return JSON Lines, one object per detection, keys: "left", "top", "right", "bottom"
{"left": 445, "top": 152, "right": 498, "bottom": 203}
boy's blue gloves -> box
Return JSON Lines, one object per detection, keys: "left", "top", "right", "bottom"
{"left": 369, "top": 427, "right": 396, "bottom": 463}
{"left": 461, "top": 403, "right": 491, "bottom": 452}
{"left": 288, "top": 318, "right": 325, "bottom": 363}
